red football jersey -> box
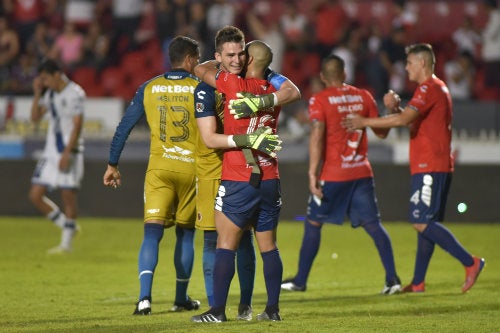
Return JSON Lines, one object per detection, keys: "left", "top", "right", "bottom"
{"left": 406, "top": 75, "right": 453, "bottom": 175}
{"left": 215, "top": 71, "right": 280, "bottom": 181}
{"left": 309, "top": 84, "right": 378, "bottom": 181}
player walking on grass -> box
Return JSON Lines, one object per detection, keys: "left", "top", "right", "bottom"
{"left": 343, "top": 43, "right": 485, "bottom": 293}
{"left": 103, "top": 36, "right": 201, "bottom": 315}
{"left": 281, "top": 54, "right": 402, "bottom": 295}
{"left": 191, "top": 27, "right": 292, "bottom": 323}
{"left": 29, "top": 59, "right": 85, "bottom": 254}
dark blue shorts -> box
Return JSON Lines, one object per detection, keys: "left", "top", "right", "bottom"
{"left": 215, "top": 179, "right": 281, "bottom": 232}
{"left": 409, "top": 172, "right": 451, "bottom": 223}
{"left": 307, "top": 177, "right": 380, "bottom": 228}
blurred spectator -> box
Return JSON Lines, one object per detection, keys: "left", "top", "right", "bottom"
{"left": 9, "top": 47, "right": 38, "bottom": 95}
{"left": 205, "top": 0, "right": 236, "bottom": 58}
{"left": 310, "top": 0, "right": 349, "bottom": 59}
{"left": 444, "top": 50, "right": 475, "bottom": 101}
{"left": 391, "top": 0, "right": 418, "bottom": 41}
{"left": 2, "top": 0, "right": 46, "bottom": 52}
{"left": 49, "top": 21, "right": 84, "bottom": 72}
{"left": 176, "top": 1, "right": 207, "bottom": 50}
{"left": 82, "top": 19, "right": 110, "bottom": 72}
{"left": 452, "top": 15, "right": 482, "bottom": 58}
{"left": 480, "top": 0, "right": 500, "bottom": 90}
{"left": 246, "top": 3, "right": 285, "bottom": 72}
{"left": 108, "top": 0, "right": 144, "bottom": 63}
{"left": 280, "top": 0, "right": 309, "bottom": 52}
{"left": 64, "top": 0, "right": 96, "bottom": 31}
{"left": 0, "top": 14, "right": 20, "bottom": 92}
{"left": 365, "top": 22, "right": 384, "bottom": 57}
{"left": 331, "top": 26, "right": 363, "bottom": 85}
{"left": 379, "top": 27, "right": 408, "bottom": 98}
{"left": 26, "top": 20, "right": 54, "bottom": 63}
{"left": 155, "top": 0, "right": 190, "bottom": 70}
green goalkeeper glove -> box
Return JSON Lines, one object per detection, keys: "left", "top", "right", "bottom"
{"left": 233, "top": 126, "right": 282, "bottom": 158}
{"left": 229, "top": 92, "right": 275, "bottom": 119}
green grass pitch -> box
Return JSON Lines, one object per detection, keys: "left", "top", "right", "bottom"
{"left": 0, "top": 217, "right": 498, "bottom": 333}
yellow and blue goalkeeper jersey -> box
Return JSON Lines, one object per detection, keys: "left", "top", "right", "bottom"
{"left": 109, "top": 70, "right": 200, "bottom": 174}
{"left": 193, "top": 81, "right": 225, "bottom": 180}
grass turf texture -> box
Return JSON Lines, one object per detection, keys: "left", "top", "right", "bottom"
{"left": 0, "top": 217, "right": 498, "bottom": 333}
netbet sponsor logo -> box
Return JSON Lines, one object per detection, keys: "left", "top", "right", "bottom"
{"left": 151, "top": 85, "right": 195, "bottom": 94}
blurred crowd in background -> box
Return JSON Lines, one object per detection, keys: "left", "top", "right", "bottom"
{"left": 1, "top": 0, "right": 499, "bottom": 114}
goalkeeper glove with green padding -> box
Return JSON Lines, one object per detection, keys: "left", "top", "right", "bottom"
{"left": 229, "top": 92, "right": 275, "bottom": 119}
{"left": 233, "top": 126, "right": 282, "bottom": 158}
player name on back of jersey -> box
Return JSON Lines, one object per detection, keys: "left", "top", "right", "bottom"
{"left": 328, "top": 94, "right": 364, "bottom": 113}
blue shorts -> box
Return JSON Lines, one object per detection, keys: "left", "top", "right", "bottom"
{"left": 409, "top": 172, "right": 451, "bottom": 223}
{"left": 215, "top": 179, "right": 281, "bottom": 232}
{"left": 307, "top": 177, "right": 380, "bottom": 228}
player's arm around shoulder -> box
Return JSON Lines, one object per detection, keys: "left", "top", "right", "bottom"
{"left": 194, "top": 60, "right": 220, "bottom": 88}
{"left": 267, "top": 70, "right": 301, "bottom": 105}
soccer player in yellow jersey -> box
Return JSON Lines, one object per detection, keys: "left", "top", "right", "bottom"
{"left": 103, "top": 36, "right": 201, "bottom": 315}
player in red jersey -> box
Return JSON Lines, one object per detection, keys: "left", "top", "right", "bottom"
{"left": 343, "top": 43, "right": 485, "bottom": 293}
{"left": 281, "top": 54, "right": 402, "bottom": 295}
{"left": 191, "top": 27, "right": 287, "bottom": 323}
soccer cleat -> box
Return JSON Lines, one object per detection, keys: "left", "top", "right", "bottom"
{"left": 191, "top": 309, "right": 227, "bottom": 323}
{"left": 257, "top": 309, "right": 282, "bottom": 321}
{"left": 402, "top": 282, "right": 425, "bottom": 293}
{"left": 170, "top": 296, "right": 201, "bottom": 312}
{"left": 236, "top": 304, "right": 253, "bottom": 321}
{"left": 281, "top": 278, "right": 306, "bottom": 292}
{"left": 462, "top": 256, "right": 485, "bottom": 293}
{"left": 133, "top": 297, "right": 151, "bottom": 315}
{"left": 381, "top": 276, "right": 402, "bottom": 295}
{"left": 47, "top": 245, "right": 72, "bottom": 254}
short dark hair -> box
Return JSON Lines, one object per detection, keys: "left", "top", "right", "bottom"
{"left": 405, "top": 43, "right": 435, "bottom": 67}
{"left": 168, "top": 36, "right": 200, "bottom": 66}
{"left": 38, "top": 59, "right": 61, "bottom": 74}
{"left": 321, "top": 54, "right": 345, "bottom": 80}
{"left": 214, "top": 26, "right": 245, "bottom": 53}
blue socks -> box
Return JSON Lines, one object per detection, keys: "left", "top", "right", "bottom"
{"left": 362, "top": 221, "right": 398, "bottom": 283}
{"left": 412, "top": 232, "right": 435, "bottom": 285}
{"left": 212, "top": 248, "right": 236, "bottom": 310}
{"left": 138, "top": 223, "right": 164, "bottom": 300}
{"left": 295, "top": 220, "right": 322, "bottom": 286}
{"left": 203, "top": 230, "right": 256, "bottom": 308}
{"left": 261, "top": 248, "right": 282, "bottom": 307}
{"left": 202, "top": 231, "right": 217, "bottom": 306}
{"left": 237, "top": 230, "right": 256, "bottom": 306}
{"left": 421, "top": 222, "right": 473, "bottom": 266}
{"left": 412, "top": 222, "right": 474, "bottom": 285}
{"left": 174, "top": 226, "right": 195, "bottom": 304}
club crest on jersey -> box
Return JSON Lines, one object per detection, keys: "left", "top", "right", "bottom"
{"left": 196, "top": 102, "right": 204, "bottom": 112}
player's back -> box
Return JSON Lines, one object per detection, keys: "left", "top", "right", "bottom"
{"left": 310, "top": 84, "right": 377, "bottom": 181}
{"left": 215, "top": 71, "right": 280, "bottom": 181}
{"left": 216, "top": 71, "right": 279, "bottom": 135}
{"left": 142, "top": 71, "right": 199, "bottom": 173}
